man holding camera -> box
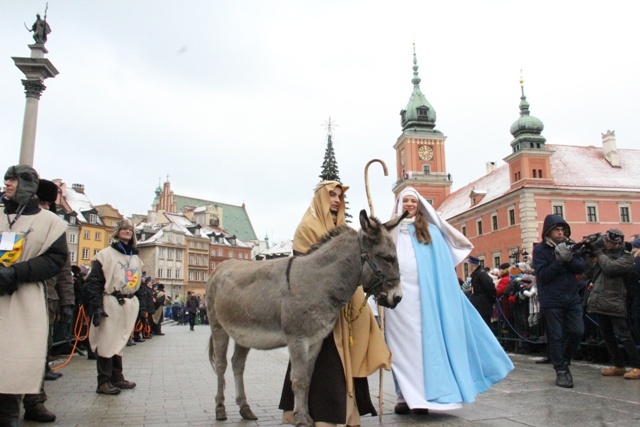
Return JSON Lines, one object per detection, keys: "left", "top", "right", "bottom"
{"left": 533, "top": 214, "right": 585, "bottom": 388}
{"left": 585, "top": 229, "right": 640, "bottom": 380}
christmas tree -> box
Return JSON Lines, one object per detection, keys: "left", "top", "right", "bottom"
{"left": 319, "top": 117, "right": 352, "bottom": 222}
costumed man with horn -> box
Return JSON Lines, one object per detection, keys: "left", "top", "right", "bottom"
{"left": 0, "top": 165, "right": 69, "bottom": 427}
{"left": 279, "top": 180, "right": 391, "bottom": 427}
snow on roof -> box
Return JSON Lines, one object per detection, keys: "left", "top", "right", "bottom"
{"left": 260, "top": 239, "right": 293, "bottom": 256}
{"left": 438, "top": 144, "right": 640, "bottom": 220}
{"left": 63, "top": 185, "right": 103, "bottom": 225}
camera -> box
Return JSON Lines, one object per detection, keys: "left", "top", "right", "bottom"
{"left": 570, "top": 232, "right": 603, "bottom": 256}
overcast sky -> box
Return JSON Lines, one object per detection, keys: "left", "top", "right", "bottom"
{"left": 2, "top": 1, "right": 638, "bottom": 243}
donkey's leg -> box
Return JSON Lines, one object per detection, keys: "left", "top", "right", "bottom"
{"left": 231, "top": 343, "right": 258, "bottom": 420}
{"left": 209, "top": 320, "right": 230, "bottom": 421}
{"left": 288, "top": 339, "right": 322, "bottom": 427}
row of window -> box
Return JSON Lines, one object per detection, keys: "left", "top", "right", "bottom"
{"left": 461, "top": 204, "right": 632, "bottom": 237}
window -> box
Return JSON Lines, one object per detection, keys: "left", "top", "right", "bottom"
{"left": 158, "top": 247, "right": 165, "bottom": 258}
{"left": 422, "top": 165, "right": 431, "bottom": 175}
{"left": 196, "top": 271, "right": 201, "bottom": 281}
{"left": 229, "top": 251, "right": 234, "bottom": 258}
{"left": 189, "top": 254, "right": 195, "bottom": 265}
{"left": 189, "top": 241, "right": 195, "bottom": 248}
{"left": 95, "top": 232, "right": 101, "bottom": 241}
{"left": 176, "top": 250, "right": 182, "bottom": 261}
{"left": 586, "top": 205, "right": 598, "bottom": 223}
{"left": 476, "top": 219, "right": 483, "bottom": 236}
{"left": 167, "top": 269, "right": 172, "bottom": 279}
{"left": 82, "top": 248, "right": 89, "bottom": 259}
{"left": 218, "top": 249, "right": 223, "bottom": 257}
{"left": 461, "top": 225, "right": 466, "bottom": 237}
{"left": 69, "top": 234, "right": 76, "bottom": 244}
{"left": 69, "top": 217, "right": 77, "bottom": 225}
{"left": 167, "top": 248, "right": 174, "bottom": 260}
{"left": 238, "top": 252, "right": 243, "bottom": 259}
{"left": 533, "top": 169, "right": 537, "bottom": 178}
{"left": 189, "top": 271, "right": 194, "bottom": 281}
{"left": 203, "top": 272, "right": 208, "bottom": 282}
{"left": 167, "top": 235, "right": 173, "bottom": 243}
{"left": 69, "top": 251, "right": 76, "bottom": 262}
{"left": 620, "top": 206, "right": 631, "bottom": 223}
{"left": 508, "top": 208, "right": 516, "bottom": 226}
{"left": 553, "top": 205, "right": 564, "bottom": 217}
{"left": 93, "top": 249, "right": 99, "bottom": 256}
{"left": 493, "top": 255, "right": 500, "bottom": 267}
{"left": 491, "top": 214, "right": 498, "bottom": 232}
{"left": 88, "top": 213, "right": 98, "bottom": 224}
{"left": 83, "top": 230, "right": 90, "bottom": 239}
{"left": 158, "top": 269, "right": 163, "bottom": 278}
{"left": 426, "top": 199, "right": 433, "bottom": 205}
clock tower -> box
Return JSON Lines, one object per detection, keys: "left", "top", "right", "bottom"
{"left": 392, "top": 44, "right": 451, "bottom": 208}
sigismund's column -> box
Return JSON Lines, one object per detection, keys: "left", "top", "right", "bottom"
{"left": 11, "top": 14, "right": 59, "bottom": 166}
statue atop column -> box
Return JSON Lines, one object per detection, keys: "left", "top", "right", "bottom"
{"left": 27, "top": 8, "right": 51, "bottom": 45}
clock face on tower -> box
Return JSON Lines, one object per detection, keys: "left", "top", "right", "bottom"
{"left": 418, "top": 145, "right": 434, "bottom": 160}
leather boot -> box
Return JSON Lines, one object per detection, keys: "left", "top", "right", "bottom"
{"left": 24, "top": 405, "right": 56, "bottom": 423}
{"left": 556, "top": 370, "right": 573, "bottom": 388}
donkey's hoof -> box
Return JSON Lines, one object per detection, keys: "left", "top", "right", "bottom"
{"left": 239, "top": 405, "right": 258, "bottom": 420}
{"left": 215, "top": 406, "right": 228, "bottom": 421}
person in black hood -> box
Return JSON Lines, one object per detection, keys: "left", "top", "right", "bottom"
{"left": 0, "top": 165, "right": 69, "bottom": 426}
{"left": 532, "top": 214, "right": 585, "bottom": 389}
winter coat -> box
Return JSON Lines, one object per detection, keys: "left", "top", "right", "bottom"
{"left": 533, "top": 214, "right": 585, "bottom": 309}
{"left": 586, "top": 245, "right": 634, "bottom": 318}
{"left": 186, "top": 295, "right": 199, "bottom": 314}
{"left": 469, "top": 266, "right": 496, "bottom": 317}
{"left": 45, "top": 258, "right": 75, "bottom": 306}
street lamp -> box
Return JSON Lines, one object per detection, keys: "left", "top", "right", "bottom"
{"left": 509, "top": 247, "right": 520, "bottom": 264}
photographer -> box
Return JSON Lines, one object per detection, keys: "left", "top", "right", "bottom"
{"left": 532, "top": 214, "right": 585, "bottom": 388}
{"left": 585, "top": 229, "right": 640, "bottom": 380}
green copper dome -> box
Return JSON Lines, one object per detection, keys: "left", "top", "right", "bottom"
{"left": 400, "top": 45, "right": 439, "bottom": 133}
{"left": 509, "top": 82, "right": 546, "bottom": 151}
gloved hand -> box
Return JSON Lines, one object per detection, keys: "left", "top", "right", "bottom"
{"left": 58, "top": 305, "right": 74, "bottom": 325}
{"left": 555, "top": 242, "right": 573, "bottom": 262}
{"left": 0, "top": 266, "right": 18, "bottom": 296}
{"left": 112, "top": 291, "right": 125, "bottom": 305}
{"left": 92, "top": 308, "right": 109, "bottom": 327}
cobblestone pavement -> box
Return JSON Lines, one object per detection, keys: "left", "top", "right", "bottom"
{"left": 28, "top": 322, "right": 640, "bottom": 426}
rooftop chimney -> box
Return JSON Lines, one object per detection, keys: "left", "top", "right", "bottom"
{"left": 486, "top": 161, "right": 497, "bottom": 174}
{"left": 71, "top": 183, "right": 85, "bottom": 194}
{"left": 602, "top": 130, "right": 620, "bottom": 167}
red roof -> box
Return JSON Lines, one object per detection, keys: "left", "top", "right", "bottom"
{"left": 438, "top": 144, "right": 640, "bottom": 220}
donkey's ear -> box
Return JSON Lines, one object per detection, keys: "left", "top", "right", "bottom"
{"left": 383, "top": 210, "right": 409, "bottom": 231}
{"left": 359, "top": 210, "right": 370, "bottom": 231}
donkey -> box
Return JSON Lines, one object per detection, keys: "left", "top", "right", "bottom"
{"left": 206, "top": 209, "right": 405, "bottom": 426}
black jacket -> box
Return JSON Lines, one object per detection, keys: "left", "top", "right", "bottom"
{"left": 533, "top": 214, "right": 585, "bottom": 309}
{"left": 469, "top": 266, "right": 496, "bottom": 315}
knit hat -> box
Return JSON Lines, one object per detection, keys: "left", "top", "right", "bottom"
{"left": 36, "top": 179, "right": 59, "bottom": 213}
{"left": 111, "top": 218, "right": 137, "bottom": 246}
{"left": 632, "top": 237, "right": 640, "bottom": 249}
{"left": 468, "top": 256, "right": 480, "bottom": 265}
{"left": 4, "top": 164, "right": 39, "bottom": 205}
{"left": 604, "top": 228, "right": 624, "bottom": 244}
{"left": 499, "top": 262, "right": 511, "bottom": 270}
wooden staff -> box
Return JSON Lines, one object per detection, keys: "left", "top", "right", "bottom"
{"left": 364, "top": 159, "right": 388, "bottom": 422}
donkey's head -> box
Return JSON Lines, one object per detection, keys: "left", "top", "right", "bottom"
{"left": 357, "top": 209, "right": 407, "bottom": 308}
